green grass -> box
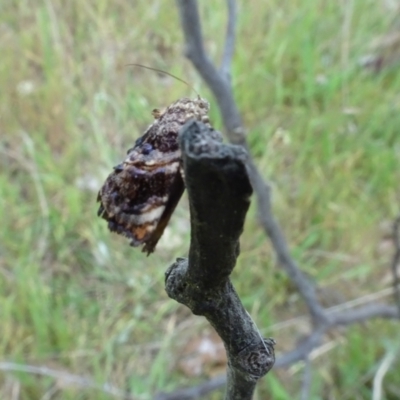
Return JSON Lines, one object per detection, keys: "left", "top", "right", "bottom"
{"left": 1, "top": 0, "right": 400, "bottom": 399}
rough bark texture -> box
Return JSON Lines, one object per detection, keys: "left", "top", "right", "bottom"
{"left": 164, "top": 120, "right": 275, "bottom": 400}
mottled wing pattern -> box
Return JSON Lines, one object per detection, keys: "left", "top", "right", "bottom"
{"left": 97, "top": 96, "right": 212, "bottom": 255}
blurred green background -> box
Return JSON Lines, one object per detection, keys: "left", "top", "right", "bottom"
{"left": 1, "top": 1, "right": 400, "bottom": 399}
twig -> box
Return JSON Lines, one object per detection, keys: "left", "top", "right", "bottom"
{"left": 164, "top": 121, "right": 275, "bottom": 400}
{"left": 330, "top": 303, "right": 399, "bottom": 325}
{"left": 0, "top": 362, "right": 134, "bottom": 400}
{"left": 275, "top": 327, "right": 326, "bottom": 368}
{"left": 299, "top": 357, "right": 312, "bottom": 400}
{"left": 176, "top": 0, "right": 244, "bottom": 143}
{"left": 269, "top": 286, "right": 397, "bottom": 332}
{"left": 220, "top": 0, "right": 237, "bottom": 79}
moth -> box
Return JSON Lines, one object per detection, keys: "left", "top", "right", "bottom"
{"left": 97, "top": 95, "right": 212, "bottom": 255}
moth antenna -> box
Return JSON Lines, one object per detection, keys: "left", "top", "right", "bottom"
{"left": 126, "top": 63, "right": 200, "bottom": 97}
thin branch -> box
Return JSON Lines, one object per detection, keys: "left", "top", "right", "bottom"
{"left": 299, "top": 357, "right": 312, "bottom": 400}
{"left": 275, "top": 327, "right": 326, "bottom": 368}
{"left": 175, "top": 0, "right": 327, "bottom": 326}
{"left": 220, "top": 0, "right": 237, "bottom": 78}
{"left": 0, "top": 362, "right": 134, "bottom": 400}
{"left": 330, "top": 303, "right": 400, "bottom": 325}
{"left": 176, "top": 0, "right": 207, "bottom": 60}
{"left": 176, "top": 0, "right": 244, "bottom": 142}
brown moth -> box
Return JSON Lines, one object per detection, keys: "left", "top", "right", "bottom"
{"left": 97, "top": 95, "right": 212, "bottom": 255}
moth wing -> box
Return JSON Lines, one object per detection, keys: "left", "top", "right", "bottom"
{"left": 142, "top": 171, "right": 185, "bottom": 255}
{"left": 97, "top": 154, "right": 183, "bottom": 254}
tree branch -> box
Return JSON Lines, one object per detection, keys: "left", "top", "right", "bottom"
{"left": 164, "top": 120, "right": 275, "bottom": 400}
{"left": 220, "top": 0, "right": 237, "bottom": 78}
{"left": 176, "top": 0, "right": 244, "bottom": 143}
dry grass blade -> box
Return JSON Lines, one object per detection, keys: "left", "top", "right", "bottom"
{"left": 0, "top": 362, "right": 134, "bottom": 400}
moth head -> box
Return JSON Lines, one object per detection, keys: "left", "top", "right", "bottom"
{"left": 189, "top": 96, "right": 210, "bottom": 124}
